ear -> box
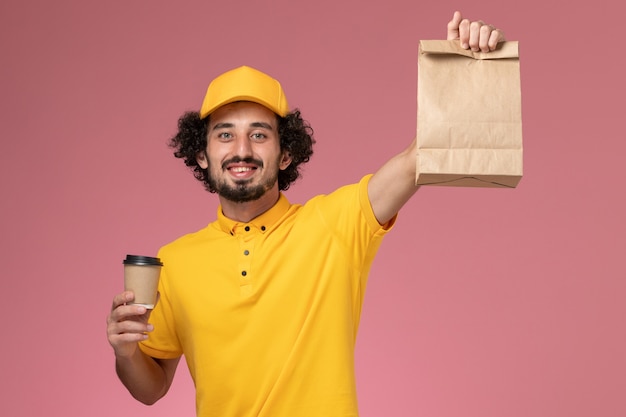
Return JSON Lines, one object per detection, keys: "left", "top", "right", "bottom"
{"left": 196, "top": 150, "right": 208, "bottom": 169}
{"left": 279, "top": 151, "right": 292, "bottom": 170}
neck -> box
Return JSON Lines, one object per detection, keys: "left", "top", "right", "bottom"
{"left": 219, "top": 188, "right": 280, "bottom": 223}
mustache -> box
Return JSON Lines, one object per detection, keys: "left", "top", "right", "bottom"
{"left": 221, "top": 157, "right": 264, "bottom": 170}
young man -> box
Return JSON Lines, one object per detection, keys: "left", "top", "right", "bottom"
{"left": 107, "top": 11, "right": 505, "bottom": 416}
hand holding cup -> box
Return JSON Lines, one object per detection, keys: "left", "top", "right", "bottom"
{"left": 106, "top": 255, "right": 163, "bottom": 358}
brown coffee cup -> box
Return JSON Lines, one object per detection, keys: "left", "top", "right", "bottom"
{"left": 123, "top": 255, "right": 163, "bottom": 309}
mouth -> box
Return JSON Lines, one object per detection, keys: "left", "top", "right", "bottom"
{"left": 229, "top": 166, "right": 256, "bottom": 173}
{"left": 224, "top": 159, "right": 262, "bottom": 179}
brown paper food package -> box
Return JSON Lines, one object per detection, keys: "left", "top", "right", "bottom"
{"left": 416, "top": 40, "right": 522, "bottom": 188}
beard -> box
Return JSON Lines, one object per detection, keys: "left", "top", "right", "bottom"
{"left": 207, "top": 157, "right": 279, "bottom": 203}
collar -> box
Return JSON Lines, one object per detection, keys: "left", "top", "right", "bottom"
{"left": 216, "top": 193, "right": 291, "bottom": 236}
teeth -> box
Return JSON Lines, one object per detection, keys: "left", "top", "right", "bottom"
{"left": 231, "top": 167, "right": 253, "bottom": 173}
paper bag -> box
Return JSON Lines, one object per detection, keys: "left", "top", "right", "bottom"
{"left": 416, "top": 40, "right": 522, "bottom": 188}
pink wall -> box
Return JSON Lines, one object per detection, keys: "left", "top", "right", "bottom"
{"left": 1, "top": 0, "right": 624, "bottom": 416}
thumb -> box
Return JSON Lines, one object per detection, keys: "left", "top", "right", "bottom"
{"left": 447, "top": 10, "right": 462, "bottom": 40}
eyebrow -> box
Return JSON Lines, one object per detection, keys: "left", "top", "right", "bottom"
{"left": 211, "top": 121, "right": 275, "bottom": 130}
{"left": 250, "top": 122, "right": 274, "bottom": 130}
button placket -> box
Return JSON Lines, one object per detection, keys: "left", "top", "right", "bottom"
{"left": 238, "top": 226, "right": 255, "bottom": 296}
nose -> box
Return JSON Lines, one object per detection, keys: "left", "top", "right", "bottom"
{"left": 233, "top": 133, "right": 253, "bottom": 159}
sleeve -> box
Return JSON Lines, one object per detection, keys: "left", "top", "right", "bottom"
{"left": 316, "top": 174, "right": 397, "bottom": 324}
{"left": 311, "top": 174, "right": 397, "bottom": 269}
{"left": 318, "top": 174, "right": 396, "bottom": 235}
{"left": 357, "top": 174, "right": 397, "bottom": 233}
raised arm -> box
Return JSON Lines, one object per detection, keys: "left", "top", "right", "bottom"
{"left": 368, "top": 11, "right": 505, "bottom": 224}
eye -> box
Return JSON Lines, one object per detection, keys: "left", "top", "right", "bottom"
{"left": 251, "top": 132, "right": 267, "bottom": 140}
{"left": 217, "top": 132, "right": 233, "bottom": 140}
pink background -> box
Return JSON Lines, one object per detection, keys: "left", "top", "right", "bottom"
{"left": 1, "top": 0, "right": 624, "bottom": 416}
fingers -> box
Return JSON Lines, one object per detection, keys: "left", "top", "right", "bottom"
{"left": 468, "top": 21, "right": 485, "bottom": 51}
{"left": 108, "top": 302, "right": 148, "bottom": 324}
{"left": 107, "top": 292, "right": 154, "bottom": 357}
{"left": 459, "top": 18, "right": 472, "bottom": 49}
{"left": 488, "top": 28, "right": 505, "bottom": 50}
{"left": 108, "top": 291, "right": 145, "bottom": 325}
{"left": 450, "top": 11, "right": 505, "bottom": 52}
{"left": 109, "top": 317, "right": 153, "bottom": 343}
{"left": 111, "top": 290, "right": 134, "bottom": 311}
{"left": 446, "top": 10, "right": 463, "bottom": 40}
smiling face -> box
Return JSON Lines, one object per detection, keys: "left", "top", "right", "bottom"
{"left": 197, "top": 101, "right": 292, "bottom": 204}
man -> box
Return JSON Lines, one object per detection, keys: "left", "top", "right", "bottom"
{"left": 107, "top": 11, "right": 505, "bottom": 416}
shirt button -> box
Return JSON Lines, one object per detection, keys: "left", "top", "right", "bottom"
{"left": 243, "top": 250, "right": 249, "bottom": 256}
{"left": 241, "top": 271, "right": 247, "bottom": 276}
{"left": 261, "top": 226, "right": 266, "bottom": 231}
{"left": 244, "top": 226, "right": 250, "bottom": 232}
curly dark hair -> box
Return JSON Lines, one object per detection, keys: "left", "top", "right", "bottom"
{"left": 169, "top": 109, "right": 315, "bottom": 193}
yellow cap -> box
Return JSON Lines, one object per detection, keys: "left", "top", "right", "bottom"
{"left": 199, "top": 66, "right": 289, "bottom": 119}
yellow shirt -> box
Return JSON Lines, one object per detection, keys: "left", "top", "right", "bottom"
{"left": 140, "top": 175, "right": 395, "bottom": 416}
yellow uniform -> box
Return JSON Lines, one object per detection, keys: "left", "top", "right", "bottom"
{"left": 140, "top": 175, "right": 395, "bottom": 416}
